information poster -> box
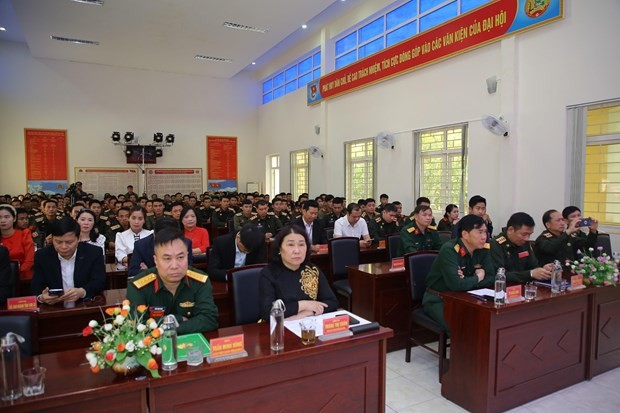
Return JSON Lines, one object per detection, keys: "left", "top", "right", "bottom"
{"left": 75, "top": 167, "right": 139, "bottom": 199}
{"left": 25, "top": 128, "right": 68, "bottom": 195}
{"left": 146, "top": 168, "right": 202, "bottom": 196}
{"left": 207, "top": 136, "right": 237, "bottom": 192}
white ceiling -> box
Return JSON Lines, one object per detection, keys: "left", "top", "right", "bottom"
{"left": 1, "top": 0, "right": 355, "bottom": 79}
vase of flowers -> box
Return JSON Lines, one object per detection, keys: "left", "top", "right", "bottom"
{"left": 83, "top": 300, "right": 163, "bottom": 378}
{"left": 566, "top": 247, "right": 619, "bottom": 287}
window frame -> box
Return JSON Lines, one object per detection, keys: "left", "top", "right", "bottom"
{"left": 262, "top": 49, "right": 321, "bottom": 105}
{"left": 290, "top": 149, "right": 309, "bottom": 200}
{"left": 267, "top": 154, "right": 280, "bottom": 197}
{"left": 345, "top": 138, "right": 377, "bottom": 203}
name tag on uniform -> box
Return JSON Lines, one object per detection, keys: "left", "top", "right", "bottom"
{"left": 149, "top": 306, "right": 166, "bottom": 319}
{"left": 518, "top": 251, "right": 529, "bottom": 259}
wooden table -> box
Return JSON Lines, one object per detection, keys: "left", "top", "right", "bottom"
{"left": 440, "top": 285, "right": 620, "bottom": 413}
{"left": 1, "top": 323, "right": 392, "bottom": 413}
{"left": 311, "top": 244, "right": 389, "bottom": 283}
{"left": 348, "top": 262, "right": 409, "bottom": 351}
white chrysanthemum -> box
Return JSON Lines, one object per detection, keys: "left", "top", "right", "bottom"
{"left": 137, "top": 340, "right": 145, "bottom": 348}
{"left": 125, "top": 340, "right": 135, "bottom": 352}
{"left": 137, "top": 323, "right": 146, "bottom": 332}
{"left": 104, "top": 323, "right": 113, "bottom": 331}
{"left": 157, "top": 347, "right": 162, "bottom": 355}
{"left": 115, "top": 315, "right": 125, "bottom": 325}
{"left": 150, "top": 345, "right": 158, "bottom": 355}
{"left": 149, "top": 321, "right": 158, "bottom": 330}
{"left": 122, "top": 304, "right": 130, "bottom": 311}
{"left": 88, "top": 320, "right": 98, "bottom": 328}
{"left": 85, "top": 352, "right": 97, "bottom": 367}
{"left": 103, "top": 335, "right": 112, "bottom": 343}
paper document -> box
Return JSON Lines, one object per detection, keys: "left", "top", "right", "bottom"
{"left": 467, "top": 288, "right": 496, "bottom": 296}
{"left": 284, "top": 310, "right": 371, "bottom": 338}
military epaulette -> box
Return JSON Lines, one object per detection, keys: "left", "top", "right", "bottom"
{"left": 146, "top": 212, "right": 154, "bottom": 217}
{"left": 235, "top": 212, "right": 242, "bottom": 216}
{"left": 249, "top": 215, "right": 257, "bottom": 221}
{"left": 267, "top": 212, "right": 275, "bottom": 216}
{"left": 361, "top": 212, "right": 367, "bottom": 217}
{"left": 428, "top": 225, "right": 437, "bottom": 231}
{"left": 543, "top": 232, "right": 553, "bottom": 238}
{"left": 375, "top": 217, "right": 382, "bottom": 223}
{"left": 35, "top": 217, "right": 44, "bottom": 222}
{"left": 407, "top": 226, "right": 416, "bottom": 233}
{"left": 214, "top": 208, "right": 221, "bottom": 212}
{"left": 164, "top": 211, "right": 172, "bottom": 216}
{"left": 132, "top": 273, "right": 157, "bottom": 289}
{"left": 484, "top": 243, "right": 490, "bottom": 249}
{"left": 454, "top": 243, "right": 461, "bottom": 253}
{"left": 34, "top": 211, "right": 43, "bottom": 217}
{"left": 496, "top": 235, "right": 506, "bottom": 244}
{"left": 110, "top": 224, "right": 120, "bottom": 231}
{"left": 186, "top": 269, "right": 208, "bottom": 283}
{"left": 100, "top": 215, "right": 109, "bottom": 221}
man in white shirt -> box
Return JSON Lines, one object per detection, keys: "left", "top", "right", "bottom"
{"left": 334, "top": 203, "right": 372, "bottom": 248}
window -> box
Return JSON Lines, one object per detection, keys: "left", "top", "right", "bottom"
{"left": 415, "top": 125, "right": 468, "bottom": 213}
{"left": 268, "top": 155, "right": 280, "bottom": 196}
{"left": 583, "top": 104, "right": 620, "bottom": 225}
{"left": 262, "top": 50, "right": 321, "bottom": 104}
{"left": 334, "top": 0, "right": 491, "bottom": 69}
{"left": 290, "top": 150, "right": 309, "bottom": 199}
{"left": 345, "top": 139, "right": 376, "bottom": 202}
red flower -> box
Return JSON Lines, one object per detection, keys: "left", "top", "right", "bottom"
{"left": 117, "top": 342, "right": 125, "bottom": 352}
{"left": 90, "top": 365, "right": 100, "bottom": 373}
{"left": 105, "top": 350, "right": 115, "bottom": 362}
{"left": 82, "top": 326, "right": 93, "bottom": 337}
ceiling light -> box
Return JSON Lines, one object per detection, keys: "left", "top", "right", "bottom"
{"left": 165, "top": 134, "right": 175, "bottom": 144}
{"left": 124, "top": 132, "right": 134, "bottom": 143}
{"left": 0, "top": 27, "right": 6, "bottom": 32}
{"left": 222, "top": 22, "right": 268, "bottom": 33}
{"left": 251, "top": 62, "right": 256, "bottom": 65}
{"left": 153, "top": 132, "right": 163, "bottom": 143}
{"left": 194, "top": 55, "right": 232, "bottom": 63}
{"left": 50, "top": 35, "right": 99, "bottom": 45}
{"left": 71, "top": 0, "right": 104, "bottom": 5}
{"left": 111, "top": 131, "right": 120, "bottom": 142}
{"left": 302, "top": 24, "right": 308, "bottom": 29}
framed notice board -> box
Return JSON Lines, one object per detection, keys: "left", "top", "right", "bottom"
{"left": 207, "top": 136, "right": 237, "bottom": 192}
{"left": 74, "top": 167, "right": 139, "bottom": 199}
{"left": 25, "top": 128, "right": 68, "bottom": 195}
{"left": 146, "top": 168, "right": 203, "bottom": 197}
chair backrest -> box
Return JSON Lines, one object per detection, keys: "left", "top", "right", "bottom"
{"left": 595, "top": 233, "right": 612, "bottom": 257}
{"left": 404, "top": 251, "right": 439, "bottom": 304}
{"left": 227, "top": 264, "right": 267, "bottom": 325}
{"left": 328, "top": 237, "right": 360, "bottom": 281}
{"left": 387, "top": 234, "right": 402, "bottom": 259}
{"left": 0, "top": 313, "right": 38, "bottom": 356}
{"left": 227, "top": 218, "right": 235, "bottom": 233}
{"left": 437, "top": 231, "right": 452, "bottom": 243}
{"left": 324, "top": 227, "right": 334, "bottom": 241}
{"left": 9, "top": 260, "right": 20, "bottom": 297}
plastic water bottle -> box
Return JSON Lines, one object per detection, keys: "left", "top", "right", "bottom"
{"left": 161, "top": 315, "right": 178, "bottom": 371}
{"left": 494, "top": 267, "right": 506, "bottom": 305}
{"left": 551, "top": 260, "right": 563, "bottom": 293}
{"left": 270, "top": 299, "right": 286, "bottom": 351}
{"left": 1, "top": 332, "right": 25, "bottom": 401}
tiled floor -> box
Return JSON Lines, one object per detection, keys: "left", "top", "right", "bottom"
{"left": 386, "top": 347, "right": 620, "bottom": 413}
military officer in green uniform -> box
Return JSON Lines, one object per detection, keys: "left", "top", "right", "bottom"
{"left": 249, "top": 200, "right": 282, "bottom": 239}
{"left": 534, "top": 207, "right": 598, "bottom": 266}
{"left": 368, "top": 203, "right": 400, "bottom": 244}
{"left": 403, "top": 197, "right": 437, "bottom": 227}
{"left": 31, "top": 199, "right": 63, "bottom": 248}
{"left": 398, "top": 205, "right": 443, "bottom": 256}
{"left": 322, "top": 197, "right": 345, "bottom": 228}
{"left": 212, "top": 195, "right": 235, "bottom": 228}
{"left": 490, "top": 212, "right": 553, "bottom": 283}
{"left": 233, "top": 199, "right": 255, "bottom": 231}
{"left": 126, "top": 227, "right": 218, "bottom": 334}
{"left": 272, "top": 197, "right": 292, "bottom": 226}
{"left": 361, "top": 198, "right": 380, "bottom": 223}
{"left": 422, "top": 215, "right": 494, "bottom": 334}
{"left": 105, "top": 207, "right": 130, "bottom": 249}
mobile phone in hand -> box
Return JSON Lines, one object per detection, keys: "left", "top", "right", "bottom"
{"left": 578, "top": 217, "right": 592, "bottom": 227}
{"left": 48, "top": 289, "right": 64, "bottom": 296}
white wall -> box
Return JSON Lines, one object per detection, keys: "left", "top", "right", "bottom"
{"left": 255, "top": 0, "right": 620, "bottom": 243}
{"left": 0, "top": 40, "right": 261, "bottom": 196}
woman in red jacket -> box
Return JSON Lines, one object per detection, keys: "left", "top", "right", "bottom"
{"left": 0, "top": 204, "right": 34, "bottom": 278}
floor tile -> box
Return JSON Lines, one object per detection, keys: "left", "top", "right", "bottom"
{"left": 385, "top": 375, "right": 437, "bottom": 411}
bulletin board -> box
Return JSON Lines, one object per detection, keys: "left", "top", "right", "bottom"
{"left": 207, "top": 136, "right": 237, "bottom": 192}
{"left": 146, "top": 168, "right": 203, "bottom": 196}
{"left": 74, "top": 167, "right": 139, "bottom": 198}
{"left": 25, "top": 128, "right": 68, "bottom": 195}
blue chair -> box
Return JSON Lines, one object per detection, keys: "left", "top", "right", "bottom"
{"left": 404, "top": 251, "right": 448, "bottom": 381}
{"left": 227, "top": 264, "right": 267, "bottom": 325}
{"left": 437, "top": 231, "right": 452, "bottom": 243}
{"left": 328, "top": 237, "right": 360, "bottom": 311}
{"left": 387, "top": 234, "right": 401, "bottom": 259}
{"left": 595, "top": 233, "right": 612, "bottom": 257}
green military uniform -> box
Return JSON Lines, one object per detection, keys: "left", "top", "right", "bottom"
{"left": 105, "top": 219, "right": 125, "bottom": 247}
{"left": 31, "top": 215, "right": 60, "bottom": 249}
{"left": 96, "top": 215, "right": 110, "bottom": 237}
{"left": 275, "top": 210, "right": 292, "bottom": 227}
{"left": 534, "top": 229, "right": 598, "bottom": 266}
{"left": 198, "top": 206, "right": 214, "bottom": 225}
{"left": 361, "top": 211, "right": 379, "bottom": 223}
{"left": 102, "top": 208, "right": 117, "bottom": 220}
{"left": 398, "top": 221, "right": 443, "bottom": 256}
{"left": 403, "top": 212, "right": 437, "bottom": 227}
{"left": 490, "top": 232, "right": 540, "bottom": 283}
{"left": 126, "top": 266, "right": 219, "bottom": 334}
{"left": 318, "top": 207, "right": 331, "bottom": 221}
{"left": 233, "top": 212, "right": 255, "bottom": 232}
{"left": 368, "top": 216, "right": 400, "bottom": 244}
{"left": 249, "top": 212, "right": 282, "bottom": 235}
{"left": 145, "top": 214, "right": 166, "bottom": 231}
{"left": 212, "top": 207, "right": 235, "bottom": 228}
{"left": 422, "top": 239, "right": 494, "bottom": 333}
{"left": 322, "top": 211, "right": 345, "bottom": 229}
{"left": 436, "top": 217, "right": 454, "bottom": 232}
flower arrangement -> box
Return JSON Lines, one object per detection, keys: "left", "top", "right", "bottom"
{"left": 566, "top": 247, "right": 619, "bottom": 287}
{"left": 83, "top": 300, "right": 163, "bottom": 378}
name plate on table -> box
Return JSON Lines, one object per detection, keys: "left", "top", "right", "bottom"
{"left": 569, "top": 274, "right": 585, "bottom": 290}
{"left": 207, "top": 334, "right": 248, "bottom": 363}
{"left": 318, "top": 244, "right": 328, "bottom": 253}
{"left": 378, "top": 240, "right": 386, "bottom": 249}
{"left": 319, "top": 314, "right": 352, "bottom": 341}
{"left": 7, "top": 296, "right": 38, "bottom": 311}
{"left": 506, "top": 285, "right": 523, "bottom": 303}
{"left": 390, "top": 258, "right": 405, "bottom": 272}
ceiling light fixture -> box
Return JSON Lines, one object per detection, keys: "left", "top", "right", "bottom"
{"left": 302, "top": 24, "right": 308, "bottom": 29}
{"left": 71, "top": 0, "right": 104, "bottom": 5}
{"left": 124, "top": 132, "right": 134, "bottom": 143}
{"left": 194, "top": 55, "right": 232, "bottom": 63}
{"left": 0, "top": 27, "right": 6, "bottom": 32}
{"left": 165, "top": 134, "right": 175, "bottom": 144}
{"left": 153, "top": 132, "right": 163, "bottom": 143}
{"left": 251, "top": 62, "right": 256, "bottom": 65}
{"left": 50, "top": 35, "right": 99, "bottom": 45}
{"left": 222, "top": 22, "right": 268, "bottom": 33}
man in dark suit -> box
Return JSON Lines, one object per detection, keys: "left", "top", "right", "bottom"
{"left": 128, "top": 217, "right": 193, "bottom": 278}
{"left": 290, "top": 200, "right": 327, "bottom": 252}
{"left": 208, "top": 224, "right": 265, "bottom": 281}
{"left": 32, "top": 217, "right": 105, "bottom": 304}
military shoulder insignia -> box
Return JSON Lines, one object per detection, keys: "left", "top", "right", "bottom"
{"left": 186, "top": 269, "right": 208, "bottom": 283}
{"left": 179, "top": 301, "right": 195, "bottom": 308}
{"left": 375, "top": 217, "right": 382, "bottom": 223}
{"left": 267, "top": 212, "right": 275, "bottom": 216}
{"left": 214, "top": 208, "right": 221, "bottom": 212}
{"left": 235, "top": 212, "right": 242, "bottom": 216}
{"left": 249, "top": 215, "right": 257, "bottom": 221}
{"left": 428, "top": 225, "right": 437, "bottom": 231}
{"left": 35, "top": 217, "right": 44, "bottom": 222}
{"left": 132, "top": 273, "right": 157, "bottom": 289}
{"left": 484, "top": 243, "right": 490, "bottom": 249}
{"left": 543, "top": 232, "right": 553, "bottom": 238}
{"left": 110, "top": 224, "right": 120, "bottom": 231}
{"left": 407, "top": 227, "right": 415, "bottom": 233}
{"left": 100, "top": 215, "right": 108, "bottom": 221}
{"left": 496, "top": 236, "right": 506, "bottom": 244}
{"left": 453, "top": 244, "right": 460, "bottom": 253}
